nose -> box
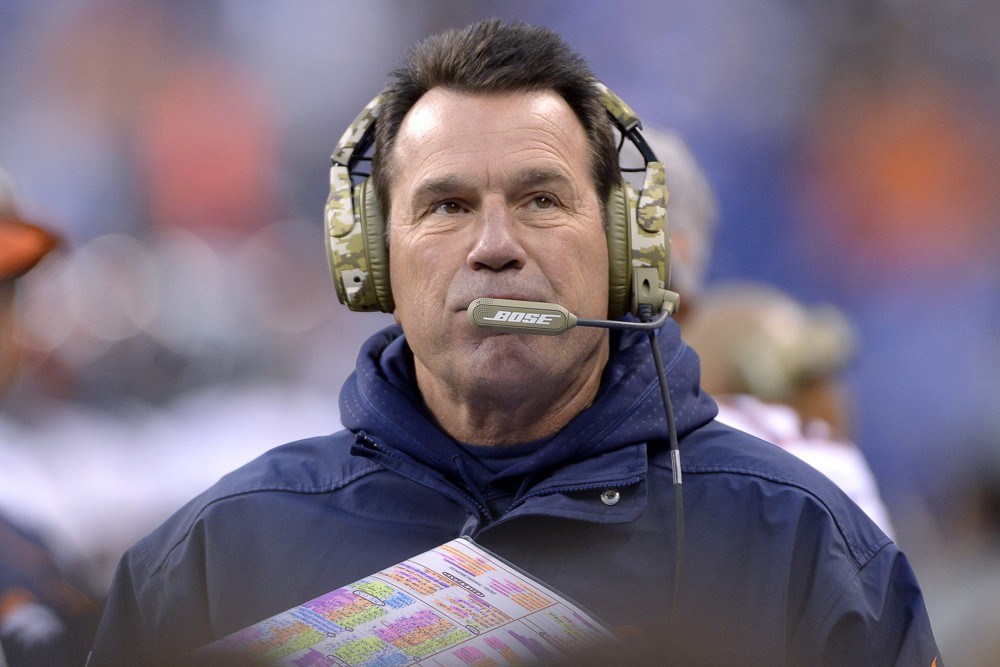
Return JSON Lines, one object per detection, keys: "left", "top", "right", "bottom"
{"left": 466, "top": 201, "right": 527, "bottom": 272}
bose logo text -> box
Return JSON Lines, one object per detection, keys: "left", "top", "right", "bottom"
{"left": 482, "top": 311, "right": 558, "bottom": 325}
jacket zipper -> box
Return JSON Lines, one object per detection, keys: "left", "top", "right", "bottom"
{"left": 354, "top": 432, "right": 492, "bottom": 520}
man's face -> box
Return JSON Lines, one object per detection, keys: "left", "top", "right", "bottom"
{"left": 387, "top": 88, "right": 610, "bottom": 411}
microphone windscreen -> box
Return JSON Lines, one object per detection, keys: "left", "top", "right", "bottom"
{"left": 468, "top": 298, "right": 577, "bottom": 335}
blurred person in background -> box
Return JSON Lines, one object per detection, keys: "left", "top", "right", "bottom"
{"left": 0, "top": 165, "right": 100, "bottom": 667}
{"left": 786, "top": 3, "right": 1000, "bottom": 539}
{"left": 0, "top": 42, "right": 380, "bottom": 604}
{"left": 645, "top": 128, "right": 894, "bottom": 537}
{"left": 681, "top": 281, "right": 895, "bottom": 537}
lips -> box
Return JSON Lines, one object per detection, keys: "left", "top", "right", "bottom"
{"left": 455, "top": 287, "right": 552, "bottom": 308}
{"left": 449, "top": 274, "right": 555, "bottom": 312}
{"left": 458, "top": 297, "right": 543, "bottom": 318}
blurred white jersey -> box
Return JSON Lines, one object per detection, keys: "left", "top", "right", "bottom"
{"left": 714, "top": 393, "right": 895, "bottom": 539}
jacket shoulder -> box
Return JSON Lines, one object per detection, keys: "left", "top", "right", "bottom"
{"left": 131, "top": 430, "right": 379, "bottom": 578}
{"left": 676, "top": 420, "right": 893, "bottom": 565}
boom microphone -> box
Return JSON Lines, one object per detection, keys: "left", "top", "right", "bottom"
{"left": 468, "top": 298, "right": 576, "bottom": 335}
{"left": 468, "top": 297, "right": 670, "bottom": 334}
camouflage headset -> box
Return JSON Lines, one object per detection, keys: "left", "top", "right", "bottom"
{"left": 324, "top": 83, "right": 677, "bottom": 318}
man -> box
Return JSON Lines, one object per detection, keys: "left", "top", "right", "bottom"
{"left": 680, "top": 280, "right": 897, "bottom": 536}
{"left": 89, "top": 20, "right": 942, "bottom": 665}
{"left": 644, "top": 128, "right": 896, "bottom": 537}
{"left": 0, "top": 166, "right": 101, "bottom": 667}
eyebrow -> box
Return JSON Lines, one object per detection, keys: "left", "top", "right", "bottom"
{"left": 409, "top": 168, "right": 576, "bottom": 208}
{"left": 411, "top": 175, "right": 470, "bottom": 205}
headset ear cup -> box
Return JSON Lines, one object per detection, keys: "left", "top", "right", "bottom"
{"left": 325, "top": 167, "right": 393, "bottom": 313}
{"left": 606, "top": 181, "right": 632, "bottom": 319}
{"left": 326, "top": 91, "right": 388, "bottom": 312}
{"left": 325, "top": 163, "right": 364, "bottom": 308}
{"left": 631, "top": 160, "right": 673, "bottom": 314}
{"left": 597, "top": 84, "right": 678, "bottom": 316}
{"left": 357, "top": 178, "right": 394, "bottom": 312}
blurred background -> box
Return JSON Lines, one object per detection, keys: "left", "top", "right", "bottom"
{"left": 1, "top": 0, "right": 998, "bottom": 663}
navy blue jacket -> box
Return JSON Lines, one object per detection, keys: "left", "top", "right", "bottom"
{"left": 88, "top": 322, "right": 942, "bottom": 666}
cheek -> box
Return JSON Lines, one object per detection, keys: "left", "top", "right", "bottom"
{"left": 569, "top": 231, "right": 610, "bottom": 286}
{"left": 570, "top": 232, "right": 610, "bottom": 313}
{"left": 389, "top": 238, "right": 454, "bottom": 326}
{"left": 391, "top": 244, "right": 443, "bottom": 296}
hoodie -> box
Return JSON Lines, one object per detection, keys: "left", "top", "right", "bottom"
{"left": 88, "top": 322, "right": 942, "bottom": 666}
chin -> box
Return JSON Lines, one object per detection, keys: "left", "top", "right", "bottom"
{"left": 472, "top": 330, "right": 538, "bottom": 354}
{"left": 469, "top": 333, "right": 546, "bottom": 373}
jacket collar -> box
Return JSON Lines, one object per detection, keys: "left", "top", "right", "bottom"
{"left": 340, "top": 320, "right": 717, "bottom": 521}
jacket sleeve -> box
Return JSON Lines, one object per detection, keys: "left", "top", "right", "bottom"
{"left": 86, "top": 549, "right": 152, "bottom": 667}
{"left": 87, "top": 531, "right": 215, "bottom": 667}
{"left": 807, "top": 543, "right": 944, "bottom": 667}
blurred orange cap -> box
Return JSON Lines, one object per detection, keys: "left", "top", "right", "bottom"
{"left": 0, "top": 214, "right": 60, "bottom": 282}
{"left": 1, "top": 164, "right": 61, "bottom": 282}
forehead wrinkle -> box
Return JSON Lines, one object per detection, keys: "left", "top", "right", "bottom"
{"left": 395, "top": 91, "right": 593, "bottom": 211}
{"left": 412, "top": 174, "right": 469, "bottom": 201}
{"left": 511, "top": 167, "right": 574, "bottom": 191}
{"left": 399, "top": 141, "right": 482, "bottom": 208}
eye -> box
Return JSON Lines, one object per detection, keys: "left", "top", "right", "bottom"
{"left": 530, "top": 194, "right": 556, "bottom": 209}
{"left": 434, "top": 201, "right": 464, "bottom": 215}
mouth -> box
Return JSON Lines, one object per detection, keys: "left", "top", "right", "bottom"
{"left": 459, "top": 294, "right": 548, "bottom": 312}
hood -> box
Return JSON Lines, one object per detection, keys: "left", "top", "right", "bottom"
{"left": 339, "top": 319, "right": 717, "bottom": 508}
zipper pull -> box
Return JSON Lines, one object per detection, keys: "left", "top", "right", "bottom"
{"left": 355, "top": 432, "right": 380, "bottom": 451}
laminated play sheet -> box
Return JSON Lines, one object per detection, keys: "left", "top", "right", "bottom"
{"left": 199, "top": 537, "right": 615, "bottom": 666}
